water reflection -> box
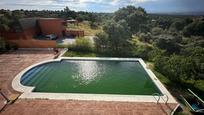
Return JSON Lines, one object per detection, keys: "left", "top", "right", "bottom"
{"left": 72, "top": 61, "right": 104, "bottom": 85}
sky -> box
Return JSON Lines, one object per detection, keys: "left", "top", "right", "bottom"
{"left": 0, "top": 0, "right": 204, "bottom": 13}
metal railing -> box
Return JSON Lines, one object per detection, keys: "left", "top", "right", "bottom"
{"left": 152, "top": 93, "right": 169, "bottom": 104}
{"left": 152, "top": 93, "right": 161, "bottom": 104}
{"left": 161, "top": 94, "right": 169, "bottom": 104}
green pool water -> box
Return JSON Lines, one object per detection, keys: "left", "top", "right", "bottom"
{"left": 21, "top": 60, "right": 161, "bottom": 95}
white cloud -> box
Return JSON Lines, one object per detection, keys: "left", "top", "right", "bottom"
{"left": 0, "top": 0, "right": 157, "bottom": 12}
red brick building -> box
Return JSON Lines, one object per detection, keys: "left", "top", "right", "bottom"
{"left": 38, "top": 18, "right": 66, "bottom": 37}
{"left": 1, "top": 18, "right": 84, "bottom": 48}
{"left": 37, "top": 18, "right": 84, "bottom": 37}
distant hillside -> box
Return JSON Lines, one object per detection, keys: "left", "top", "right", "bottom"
{"left": 149, "top": 12, "right": 204, "bottom": 16}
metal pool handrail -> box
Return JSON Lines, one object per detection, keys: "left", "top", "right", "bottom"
{"left": 152, "top": 93, "right": 161, "bottom": 104}
{"left": 152, "top": 93, "right": 169, "bottom": 104}
{"left": 161, "top": 94, "right": 169, "bottom": 104}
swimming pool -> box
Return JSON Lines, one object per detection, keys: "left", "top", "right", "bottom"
{"left": 12, "top": 57, "right": 177, "bottom": 103}
{"left": 20, "top": 60, "right": 161, "bottom": 95}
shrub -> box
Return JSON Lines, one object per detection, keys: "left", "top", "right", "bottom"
{"left": 139, "top": 32, "right": 152, "bottom": 43}
{"left": 147, "top": 48, "right": 165, "bottom": 61}
{"left": 135, "top": 45, "right": 153, "bottom": 59}
{"left": 154, "top": 35, "right": 181, "bottom": 54}
{"left": 68, "top": 37, "right": 93, "bottom": 52}
{"left": 183, "top": 20, "right": 204, "bottom": 37}
{"left": 154, "top": 55, "right": 201, "bottom": 83}
{"left": 0, "top": 37, "right": 6, "bottom": 51}
{"left": 130, "top": 42, "right": 153, "bottom": 59}
{"left": 95, "top": 32, "right": 109, "bottom": 53}
{"left": 0, "top": 37, "right": 18, "bottom": 51}
{"left": 151, "top": 27, "right": 163, "bottom": 36}
{"left": 89, "top": 21, "right": 98, "bottom": 29}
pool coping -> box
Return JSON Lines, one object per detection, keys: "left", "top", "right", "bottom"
{"left": 12, "top": 57, "right": 177, "bottom": 104}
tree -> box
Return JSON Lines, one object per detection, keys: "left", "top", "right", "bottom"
{"left": 183, "top": 19, "right": 204, "bottom": 37}
{"left": 154, "top": 56, "right": 170, "bottom": 78}
{"left": 147, "top": 48, "right": 165, "bottom": 61}
{"left": 96, "top": 20, "right": 131, "bottom": 55}
{"left": 151, "top": 27, "right": 163, "bottom": 36}
{"left": 151, "top": 27, "right": 163, "bottom": 35}
{"left": 155, "top": 55, "right": 196, "bottom": 82}
{"left": 103, "top": 20, "right": 131, "bottom": 52}
{"left": 62, "top": 6, "right": 77, "bottom": 19}
{"left": 169, "top": 19, "right": 185, "bottom": 32}
{"left": 114, "top": 6, "right": 147, "bottom": 34}
{"left": 12, "top": 10, "right": 25, "bottom": 19}
{"left": 157, "top": 16, "right": 173, "bottom": 29}
{"left": 64, "top": 6, "right": 70, "bottom": 13}
{"left": 139, "top": 32, "right": 151, "bottom": 43}
{"left": 0, "top": 9, "right": 23, "bottom": 32}
{"left": 114, "top": 6, "right": 136, "bottom": 22}
{"left": 0, "top": 16, "right": 10, "bottom": 31}
{"left": 76, "top": 15, "right": 84, "bottom": 22}
{"left": 94, "top": 32, "right": 109, "bottom": 52}
{"left": 154, "top": 34, "right": 181, "bottom": 54}
{"left": 181, "top": 47, "right": 204, "bottom": 81}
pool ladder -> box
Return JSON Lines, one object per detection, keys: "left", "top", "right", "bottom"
{"left": 152, "top": 93, "right": 169, "bottom": 104}
{"left": 152, "top": 93, "right": 176, "bottom": 115}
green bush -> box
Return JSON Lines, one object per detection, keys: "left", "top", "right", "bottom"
{"left": 154, "top": 35, "right": 181, "bottom": 54}
{"left": 151, "top": 27, "right": 163, "bottom": 36}
{"left": 0, "top": 37, "right": 18, "bottom": 51}
{"left": 89, "top": 21, "right": 98, "bottom": 29}
{"left": 183, "top": 20, "right": 204, "bottom": 37}
{"left": 68, "top": 37, "right": 93, "bottom": 52}
{"left": 95, "top": 32, "right": 109, "bottom": 53}
{"left": 0, "top": 37, "right": 6, "bottom": 51}
{"left": 128, "top": 37, "right": 155, "bottom": 59}
{"left": 138, "top": 32, "right": 152, "bottom": 43}
{"left": 130, "top": 42, "right": 153, "bottom": 59}
{"left": 147, "top": 48, "right": 165, "bottom": 61}
{"left": 154, "top": 54, "right": 202, "bottom": 83}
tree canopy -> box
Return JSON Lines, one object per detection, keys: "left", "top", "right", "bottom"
{"left": 114, "top": 6, "right": 147, "bottom": 34}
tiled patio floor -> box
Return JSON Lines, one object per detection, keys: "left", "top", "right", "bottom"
{"left": 0, "top": 50, "right": 178, "bottom": 115}
{"left": 2, "top": 100, "right": 177, "bottom": 115}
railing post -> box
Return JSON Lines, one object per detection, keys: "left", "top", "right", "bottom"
{"left": 161, "top": 94, "right": 169, "bottom": 104}
{"left": 152, "top": 93, "right": 161, "bottom": 104}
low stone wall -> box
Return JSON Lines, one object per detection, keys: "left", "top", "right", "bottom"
{"left": 8, "top": 39, "right": 56, "bottom": 48}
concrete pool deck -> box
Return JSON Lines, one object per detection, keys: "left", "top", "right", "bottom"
{"left": 0, "top": 50, "right": 179, "bottom": 115}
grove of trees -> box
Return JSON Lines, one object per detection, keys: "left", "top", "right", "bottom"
{"left": 94, "top": 6, "right": 204, "bottom": 94}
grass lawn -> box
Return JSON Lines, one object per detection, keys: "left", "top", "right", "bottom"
{"left": 67, "top": 21, "right": 102, "bottom": 36}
